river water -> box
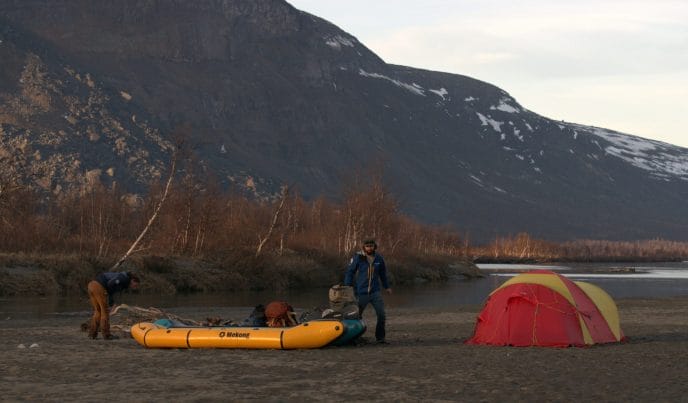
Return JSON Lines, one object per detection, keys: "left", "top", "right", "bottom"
{"left": 2, "top": 262, "right": 688, "bottom": 318}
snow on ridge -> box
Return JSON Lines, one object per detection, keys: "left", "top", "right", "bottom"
{"left": 358, "top": 69, "right": 426, "bottom": 96}
{"left": 429, "top": 88, "right": 449, "bottom": 100}
{"left": 490, "top": 97, "right": 520, "bottom": 113}
{"left": 325, "top": 35, "right": 355, "bottom": 50}
{"left": 590, "top": 127, "right": 656, "bottom": 153}
{"left": 476, "top": 112, "right": 503, "bottom": 132}
{"left": 568, "top": 123, "right": 688, "bottom": 180}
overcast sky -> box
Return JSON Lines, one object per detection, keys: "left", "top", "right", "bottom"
{"left": 288, "top": 0, "right": 688, "bottom": 148}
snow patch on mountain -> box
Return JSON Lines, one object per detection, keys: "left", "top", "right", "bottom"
{"left": 490, "top": 98, "right": 520, "bottom": 113}
{"left": 429, "top": 88, "right": 449, "bottom": 100}
{"left": 476, "top": 112, "right": 503, "bottom": 132}
{"left": 358, "top": 69, "right": 426, "bottom": 96}
{"left": 571, "top": 124, "right": 688, "bottom": 180}
{"left": 513, "top": 128, "right": 524, "bottom": 142}
{"left": 469, "top": 174, "right": 485, "bottom": 187}
{"left": 325, "top": 35, "right": 355, "bottom": 50}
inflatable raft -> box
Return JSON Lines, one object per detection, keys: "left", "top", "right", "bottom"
{"left": 130, "top": 319, "right": 365, "bottom": 349}
{"left": 329, "top": 319, "right": 366, "bottom": 346}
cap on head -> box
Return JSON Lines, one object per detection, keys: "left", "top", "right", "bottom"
{"left": 362, "top": 238, "right": 377, "bottom": 247}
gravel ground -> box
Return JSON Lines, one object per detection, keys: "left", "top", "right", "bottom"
{"left": 1, "top": 297, "right": 688, "bottom": 401}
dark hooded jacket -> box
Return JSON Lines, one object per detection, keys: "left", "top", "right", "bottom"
{"left": 344, "top": 251, "right": 389, "bottom": 295}
{"left": 95, "top": 272, "right": 132, "bottom": 306}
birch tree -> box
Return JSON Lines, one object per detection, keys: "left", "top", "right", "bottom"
{"left": 110, "top": 134, "right": 182, "bottom": 270}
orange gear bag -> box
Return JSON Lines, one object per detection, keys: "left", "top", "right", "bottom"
{"left": 264, "top": 301, "right": 298, "bottom": 327}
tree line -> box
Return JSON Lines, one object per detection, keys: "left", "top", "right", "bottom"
{"left": 472, "top": 233, "right": 688, "bottom": 262}
{"left": 0, "top": 165, "right": 469, "bottom": 261}
{"left": 2, "top": 154, "right": 688, "bottom": 262}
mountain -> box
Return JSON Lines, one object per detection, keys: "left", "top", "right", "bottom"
{"left": 2, "top": 0, "right": 688, "bottom": 243}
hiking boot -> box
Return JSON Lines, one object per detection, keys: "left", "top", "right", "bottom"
{"left": 103, "top": 334, "right": 119, "bottom": 340}
{"left": 376, "top": 339, "right": 389, "bottom": 345}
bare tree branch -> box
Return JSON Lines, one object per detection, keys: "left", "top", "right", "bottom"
{"left": 110, "top": 152, "right": 177, "bottom": 271}
{"left": 255, "top": 185, "right": 289, "bottom": 257}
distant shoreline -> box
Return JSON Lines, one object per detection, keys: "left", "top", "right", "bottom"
{"left": 4, "top": 249, "right": 687, "bottom": 298}
{"left": 0, "top": 252, "right": 483, "bottom": 297}
{"left": 473, "top": 256, "right": 686, "bottom": 264}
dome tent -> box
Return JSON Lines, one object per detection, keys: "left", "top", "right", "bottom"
{"left": 466, "top": 270, "right": 625, "bottom": 347}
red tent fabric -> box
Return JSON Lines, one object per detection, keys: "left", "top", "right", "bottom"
{"left": 466, "top": 270, "right": 625, "bottom": 347}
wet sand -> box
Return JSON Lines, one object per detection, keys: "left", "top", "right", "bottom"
{"left": 2, "top": 297, "right": 688, "bottom": 401}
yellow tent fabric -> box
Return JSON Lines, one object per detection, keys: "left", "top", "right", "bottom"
{"left": 574, "top": 281, "right": 623, "bottom": 341}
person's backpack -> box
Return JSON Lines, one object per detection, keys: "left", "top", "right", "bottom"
{"left": 264, "top": 301, "right": 298, "bottom": 327}
{"left": 326, "top": 284, "right": 359, "bottom": 319}
{"left": 329, "top": 284, "right": 355, "bottom": 306}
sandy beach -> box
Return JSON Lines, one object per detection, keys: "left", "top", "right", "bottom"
{"left": 2, "top": 297, "right": 688, "bottom": 401}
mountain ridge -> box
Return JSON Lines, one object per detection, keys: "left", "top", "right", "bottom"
{"left": 1, "top": 0, "right": 687, "bottom": 243}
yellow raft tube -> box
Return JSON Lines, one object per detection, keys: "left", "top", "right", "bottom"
{"left": 130, "top": 320, "right": 345, "bottom": 349}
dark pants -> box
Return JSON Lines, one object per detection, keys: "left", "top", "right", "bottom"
{"left": 87, "top": 281, "right": 110, "bottom": 339}
{"left": 357, "top": 291, "right": 386, "bottom": 341}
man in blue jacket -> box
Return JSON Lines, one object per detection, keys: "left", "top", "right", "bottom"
{"left": 87, "top": 271, "right": 140, "bottom": 340}
{"left": 344, "top": 238, "right": 392, "bottom": 343}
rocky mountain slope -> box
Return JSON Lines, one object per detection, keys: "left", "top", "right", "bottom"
{"left": 2, "top": 0, "right": 688, "bottom": 242}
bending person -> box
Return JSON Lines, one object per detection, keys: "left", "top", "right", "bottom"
{"left": 87, "top": 271, "right": 140, "bottom": 340}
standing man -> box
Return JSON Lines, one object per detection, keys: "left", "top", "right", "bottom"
{"left": 344, "top": 238, "right": 392, "bottom": 344}
{"left": 87, "top": 271, "right": 140, "bottom": 340}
